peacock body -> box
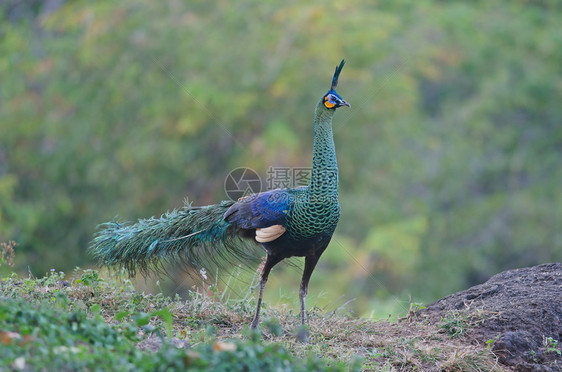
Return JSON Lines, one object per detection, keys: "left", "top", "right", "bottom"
{"left": 90, "top": 60, "right": 350, "bottom": 332}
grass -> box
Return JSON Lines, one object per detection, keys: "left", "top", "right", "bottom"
{"left": 439, "top": 308, "right": 493, "bottom": 339}
{"left": 0, "top": 269, "right": 506, "bottom": 371}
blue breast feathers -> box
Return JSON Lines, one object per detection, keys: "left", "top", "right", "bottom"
{"left": 223, "top": 189, "right": 293, "bottom": 229}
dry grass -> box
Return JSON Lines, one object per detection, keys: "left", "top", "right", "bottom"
{"left": 0, "top": 241, "right": 16, "bottom": 268}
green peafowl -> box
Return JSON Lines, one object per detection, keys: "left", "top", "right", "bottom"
{"left": 90, "top": 60, "right": 350, "bottom": 331}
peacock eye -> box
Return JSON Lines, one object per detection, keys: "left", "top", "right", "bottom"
{"left": 324, "top": 94, "right": 336, "bottom": 109}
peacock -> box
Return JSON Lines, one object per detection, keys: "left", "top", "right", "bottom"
{"left": 90, "top": 60, "right": 350, "bottom": 331}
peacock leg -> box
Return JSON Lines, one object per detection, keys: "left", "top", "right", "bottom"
{"left": 299, "top": 255, "right": 321, "bottom": 326}
{"left": 250, "top": 254, "right": 282, "bottom": 329}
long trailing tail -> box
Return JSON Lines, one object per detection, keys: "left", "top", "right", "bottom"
{"left": 89, "top": 200, "right": 260, "bottom": 276}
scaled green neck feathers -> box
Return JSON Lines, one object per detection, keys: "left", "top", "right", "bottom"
{"left": 285, "top": 100, "right": 340, "bottom": 240}
{"left": 309, "top": 101, "right": 338, "bottom": 200}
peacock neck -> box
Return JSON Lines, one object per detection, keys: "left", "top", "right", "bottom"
{"left": 308, "top": 101, "right": 338, "bottom": 199}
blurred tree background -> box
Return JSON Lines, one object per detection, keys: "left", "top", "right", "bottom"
{"left": 1, "top": 0, "right": 561, "bottom": 317}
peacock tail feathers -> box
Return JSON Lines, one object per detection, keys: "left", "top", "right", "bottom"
{"left": 89, "top": 200, "right": 262, "bottom": 276}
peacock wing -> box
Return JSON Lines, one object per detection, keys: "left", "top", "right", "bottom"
{"left": 223, "top": 189, "right": 295, "bottom": 242}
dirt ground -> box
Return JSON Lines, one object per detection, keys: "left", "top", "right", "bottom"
{"left": 417, "top": 263, "right": 562, "bottom": 371}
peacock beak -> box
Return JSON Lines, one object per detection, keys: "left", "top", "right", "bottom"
{"left": 335, "top": 97, "right": 351, "bottom": 108}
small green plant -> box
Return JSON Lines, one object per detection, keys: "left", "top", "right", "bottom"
{"left": 544, "top": 337, "right": 561, "bottom": 355}
{"left": 408, "top": 302, "right": 426, "bottom": 316}
{"left": 485, "top": 337, "right": 496, "bottom": 349}
{"left": 116, "top": 307, "right": 174, "bottom": 341}
{"left": 76, "top": 269, "right": 103, "bottom": 287}
{"left": 40, "top": 269, "right": 65, "bottom": 287}
{"left": 440, "top": 311, "right": 471, "bottom": 338}
{"left": 185, "top": 315, "right": 202, "bottom": 329}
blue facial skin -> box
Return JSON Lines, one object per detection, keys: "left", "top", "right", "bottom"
{"left": 327, "top": 90, "right": 340, "bottom": 104}
{"left": 323, "top": 90, "right": 350, "bottom": 109}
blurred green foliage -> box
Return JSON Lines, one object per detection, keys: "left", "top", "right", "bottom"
{"left": 1, "top": 0, "right": 561, "bottom": 316}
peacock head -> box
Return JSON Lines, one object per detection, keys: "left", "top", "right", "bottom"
{"left": 322, "top": 59, "right": 351, "bottom": 110}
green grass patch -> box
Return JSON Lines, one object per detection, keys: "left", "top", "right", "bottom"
{"left": 0, "top": 269, "right": 503, "bottom": 371}
{"left": 0, "top": 270, "right": 358, "bottom": 371}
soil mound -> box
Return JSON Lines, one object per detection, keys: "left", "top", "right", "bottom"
{"left": 418, "top": 263, "right": 562, "bottom": 371}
